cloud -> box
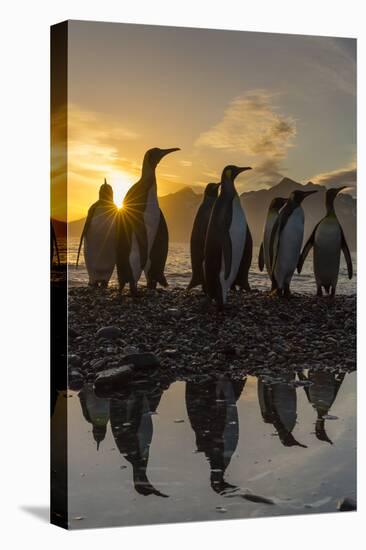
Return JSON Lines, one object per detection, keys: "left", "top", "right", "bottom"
{"left": 312, "top": 160, "right": 357, "bottom": 193}
{"left": 195, "top": 90, "right": 296, "bottom": 156}
{"left": 195, "top": 90, "right": 296, "bottom": 185}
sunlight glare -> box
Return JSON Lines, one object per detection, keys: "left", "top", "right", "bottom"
{"left": 108, "top": 170, "right": 134, "bottom": 207}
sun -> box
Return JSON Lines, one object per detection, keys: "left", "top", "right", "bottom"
{"left": 107, "top": 170, "right": 134, "bottom": 207}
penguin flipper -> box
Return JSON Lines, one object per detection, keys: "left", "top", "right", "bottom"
{"left": 234, "top": 226, "right": 252, "bottom": 290}
{"left": 297, "top": 225, "right": 317, "bottom": 274}
{"left": 269, "top": 203, "right": 296, "bottom": 276}
{"left": 51, "top": 222, "right": 60, "bottom": 266}
{"left": 147, "top": 210, "right": 169, "bottom": 287}
{"left": 340, "top": 228, "right": 353, "bottom": 279}
{"left": 76, "top": 203, "right": 97, "bottom": 267}
{"left": 268, "top": 218, "right": 280, "bottom": 277}
{"left": 258, "top": 242, "right": 264, "bottom": 272}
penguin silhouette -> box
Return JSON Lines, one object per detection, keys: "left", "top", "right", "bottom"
{"left": 269, "top": 189, "right": 317, "bottom": 296}
{"left": 51, "top": 221, "right": 60, "bottom": 266}
{"left": 109, "top": 378, "right": 170, "bottom": 497}
{"left": 188, "top": 182, "right": 220, "bottom": 291}
{"left": 258, "top": 197, "right": 287, "bottom": 289}
{"left": 298, "top": 370, "right": 346, "bottom": 445}
{"left": 78, "top": 384, "right": 110, "bottom": 450}
{"left": 117, "top": 147, "right": 180, "bottom": 294}
{"left": 257, "top": 374, "right": 307, "bottom": 448}
{"left": 297, "top": 187, "right": 353, "bottom": 297}
{"left": 204, "top": 165, "right": 252, "bottom": 309}
{"left": 76, "top": 179, "right": 118, "bottom": 287}
{"left": 186, "top": 376, "right": 246, "bottom": 495}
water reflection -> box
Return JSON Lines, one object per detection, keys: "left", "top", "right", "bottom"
{"left": 78, "top": 384, "right": 110, "bottom": 450}
{"left": 71, "top": 368, "right": 353, "bottom": 503}
{"left": 299, "top": 370, "right": 346, "bottom": 445}
{"left": 186, "top": 376, "right": 246, "bottom": 495}
{"left": 109, "top": 379, "right": 170, "bottom": 497}
{"left": 258, "top": 373, "right": 307, "bottom": 448}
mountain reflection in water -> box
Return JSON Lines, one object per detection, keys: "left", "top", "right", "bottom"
{"left": 59, "top": 368, "right": 356, "bottom": 528}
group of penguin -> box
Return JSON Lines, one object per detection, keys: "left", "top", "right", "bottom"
{"left": 78, "top": 147, "right": 353, "bottom": 308}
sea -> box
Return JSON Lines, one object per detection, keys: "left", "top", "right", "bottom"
{"left": 66, "top": 237, "right": 356, "bottom": 294}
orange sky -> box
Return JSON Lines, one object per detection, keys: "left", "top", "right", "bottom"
{"left": 51, "top": 22, "right": 356, "bottom": 222}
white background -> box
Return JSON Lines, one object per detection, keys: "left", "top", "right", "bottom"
{"left": 0, "top": 0, "right": 364, "bottom": 548}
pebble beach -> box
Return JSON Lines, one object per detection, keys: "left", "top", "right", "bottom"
{"left": 68, "top": 287, "right": 356, "bottom": 389}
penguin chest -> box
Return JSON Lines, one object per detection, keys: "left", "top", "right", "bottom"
{"left": 84, "top": 206, "right": 117, "bottom": 282}
{"left": 275, "top": 207, "right": 304, "bottom": 287}
{"left": 219, "top": 197, "right": 246, "bottom": 300}
{"left": 143, "top": 187, "right": 160, "bottom": 265}
{"left": 314, "top": 218, "right": 341, "bottom": 286}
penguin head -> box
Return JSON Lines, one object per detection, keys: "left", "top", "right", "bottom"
{"left": 144, "top": 147, "right": 180, "bottom": 168}
{"left": 315, "top": 418, "right": 333, "bottom": 445}
{"left": 221, "top": 165, "right": 252, "bottom": 183}
{"left": 92, "top": 424, "right": 107, "bottom": 450}
{"left": 290, "top": 189, "right": 317, "bottom": 205}
{"left": 204, "top": 182, "right": 220, "bottom": 198}
{"left": 270, "top": 197, "right": 287, "bottom": 212}
{"left": 99, "top": 178, "right": 114, "bottom": 201}
{"left": 326, "top": 186, "right": 347, "bottom": 205}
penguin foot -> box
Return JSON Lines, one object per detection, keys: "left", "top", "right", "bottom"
{"left": 88, "top": 282, "right": 99, "bottom": 289}
{"left": 269, "top": 288, "right": 280, "bottom": 298}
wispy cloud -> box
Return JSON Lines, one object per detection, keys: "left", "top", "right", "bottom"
{"left": 195, "top": 90, "right": 296, "bottom": 185}
{"left": 312, "top": 159, "right": 357, "bottom": 194}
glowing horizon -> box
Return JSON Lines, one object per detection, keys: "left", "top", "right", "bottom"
{"left": 52, "top": 22, "right": 357, "bottom": 222}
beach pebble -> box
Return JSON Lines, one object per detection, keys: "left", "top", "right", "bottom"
{"left": 94, "top": 365, "right": 133, "bottom": 392}
{"left": 68, "top": 368, "right": 84, "bottom": 391}
{"left": 121, "top": 352, "right": 160, "bottom": 369}
{"left": 337, "top": 497, "right": 356, "bottom": 511}
{"left": 96, "top": 326, "right": 122, "bottom": 340}
{"left": 164, "top": 349, "right": 178, "bottom": 357}
{"left": 68, "top": 354, "right": 82, "bottom": 367}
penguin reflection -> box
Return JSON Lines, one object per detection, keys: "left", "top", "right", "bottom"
{"left": 110, "top": 379, "right": 169, "bottom": 497}
{"left": 186, "top": 376, "right": 246, "bottom": 495}
{"left": 299, "top": 370, "right": 346, "bottom": 444}
{"left": 257, "top": 374, "right": 307, "bottom": 448}
{"left": 78, "top": 384, "right": 110, "bottom": 450}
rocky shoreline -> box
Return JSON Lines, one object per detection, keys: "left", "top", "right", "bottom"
{"left": 67, "top": 287, "right": 356, "bottom": 390}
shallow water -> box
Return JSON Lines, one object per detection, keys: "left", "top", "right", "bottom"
{"left": 67, "top": 238, "right": 356, "bottom": 295}
{"left": 57, "top": 370, "right": 356, "bottom": 529}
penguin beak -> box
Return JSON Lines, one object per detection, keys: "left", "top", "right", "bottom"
{"left": 237, "top": 166, "right": 252, "bottom": 175}
{"left": 159, "top": 147, "right": 181, "bottom": 159}
{"left": 303, "top": 190, "right": 318, "bottom": 197}
{"left": 335, "top": 186, "right": 347, "bottom": 195}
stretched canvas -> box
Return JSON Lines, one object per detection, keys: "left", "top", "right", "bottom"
{"left": 51, "top": 20, "right": 357, "bottom": 529}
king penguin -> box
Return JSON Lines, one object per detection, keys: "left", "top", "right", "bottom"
{"left": 297, "top": 187, "right": 353, "bottom": 296}
{"left": 76, "top": 179, "right": 118, "bottom": 287}
{"left": 117, "top": 147, "right": 180, "bottom": 295}
{"left": 204, "top": 165, "right": 252, "bottom": 309}
{"left": 258, "top": 197, "right": 287, "bottom": 288}
{"left": 188, "top": 182, "right": 220, "bottom": 291}
{"left": 269, "top": 189, "right": 317, "bottom": 296}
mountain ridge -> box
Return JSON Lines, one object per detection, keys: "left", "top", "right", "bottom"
{"left": 56, "top": 178, "right": 356, "bottom": 250}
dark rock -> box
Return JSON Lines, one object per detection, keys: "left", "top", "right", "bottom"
{"left": 96, "top": 326, "right": 122, "bottom": 340}
{"left": 337, "top": 497, "right": 356, "bottom": 511}
{"left": 68, "top": 368, "right": 84, "bottom": 391}
{"left": 163, "top": 349, "right": 178, "bottom": 357}
{"left": 68, "top": 354, "right": 82, "bottom": 367}
{"left": 94, "top": 365, "right": 133, "bottom": 392}
{"left": 121, "top": 352, "right": 160, "bottom": 369}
